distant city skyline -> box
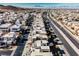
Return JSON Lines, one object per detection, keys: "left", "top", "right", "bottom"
{"left": 1, "top": 3, "right": 79, "bottom": 8}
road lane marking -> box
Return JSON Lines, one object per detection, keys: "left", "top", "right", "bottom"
{"left": 49, "top": 17, "right": 79, "bottom": 55}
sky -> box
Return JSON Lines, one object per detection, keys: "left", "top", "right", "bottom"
{"left": 0, "top": 3, "right": 79, "bottom": 8}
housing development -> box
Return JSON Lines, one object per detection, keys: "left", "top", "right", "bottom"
{"left": 0, "top": 4, "right": 79, "bottom": 56}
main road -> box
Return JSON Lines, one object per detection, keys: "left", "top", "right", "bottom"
{"left": 42, "top": 13, "right": 79, "bottom": 56}
{"left": 49, "top": 15, "right": 79, "bottom": 49}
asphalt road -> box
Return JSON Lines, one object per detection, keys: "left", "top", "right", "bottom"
{"left": 13, "top": 15, "right": 34, "bottom": 56}
{"left": 44, "top": 15, "right": 78, "bottom": 56}
{"left": 50, "top": 17, "right": 79, "bottom": 49}
{"left": 13, "top": 39, "right": 26, "bottom": 56}
{"left": 0, "top": 50, "right": 12, "bottom": 56}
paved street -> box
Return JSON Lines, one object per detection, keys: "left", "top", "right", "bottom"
{"left": 0, "top": 50, "right": 12, "bottom": 56}
{"left": 46, "top": 14, "right": 79, "bottom": 56}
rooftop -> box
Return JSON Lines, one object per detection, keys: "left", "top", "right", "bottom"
{"left": 0, "top": 23, "right": 12, "bottom": 28}
{"left": 2, "top": 32, "right": 16, "bottom": 38}
{"left": 11, "top": 24, "right": 21, "bottom": 28}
